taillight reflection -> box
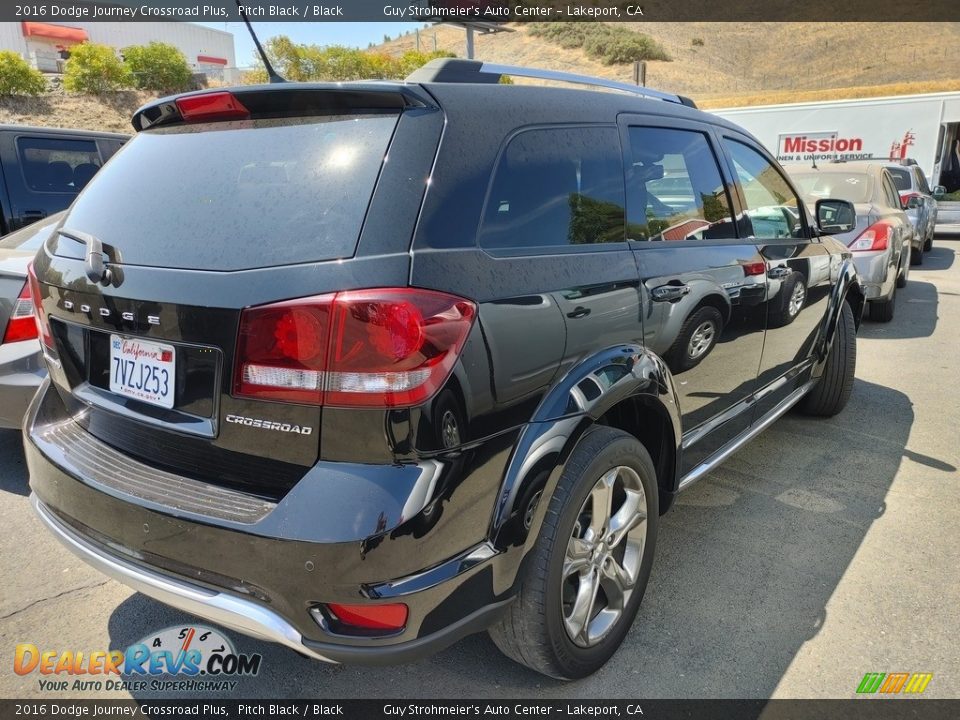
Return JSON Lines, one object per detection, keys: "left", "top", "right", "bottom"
{"left": 25, "top": 263, "right": 54, "bottom": 351}
{"left": 1, "top": 281, "right": 38, "bottom": 344}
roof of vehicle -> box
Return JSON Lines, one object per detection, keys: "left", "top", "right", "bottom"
{"left": 0, "top": 124, "right": 129, "bottom": 139}
{"left": 133, "top": 78, "right": 751, "bottom": 139}
{"left": 783, "top": 161, "right": 888, "bottom": 175}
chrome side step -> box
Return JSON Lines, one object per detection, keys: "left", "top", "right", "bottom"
{"left": 677, "top": 381, "right": 813, "bottom": 492}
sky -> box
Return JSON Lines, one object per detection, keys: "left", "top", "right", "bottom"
{"left": 195, "top": 22, "right": 423, "bottom": 68}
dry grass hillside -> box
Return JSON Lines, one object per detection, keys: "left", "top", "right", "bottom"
{"left": 1, "top": 22, "right": 958, "bottom": 134}
{"left": 0, "top": 88, "right": 147, "bottom": 134}
{"left": 381, "top": 22, "right": 960, "bottom": 106}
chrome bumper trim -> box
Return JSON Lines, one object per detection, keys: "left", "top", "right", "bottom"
{"left": 31, "top": 494, "right": 336, "bottom": 664}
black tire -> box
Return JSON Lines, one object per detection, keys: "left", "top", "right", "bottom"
{"left": 924, "top": 235, "right": 933, "bottom": 252}
{"left": 868, "top": 289, "right": 895, "bottom": 322}
{"left": 488, "top": 426, "right": 659, "bottom": 680}
{"left": 896, "top": 258, "right": 908, "bottom": 289}
{"left": 768, "top": 272, "right": 807, "bottom": 328}
{"left": 799, "top": 301, "right": 856, "bottom": 417}
{"left": 664, "top": 305, "right": 723, "bottom": 373}
{"left": 911, "top": 243, "right": 923, "bottom": 266}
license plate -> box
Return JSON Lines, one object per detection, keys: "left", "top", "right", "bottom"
{"left": 108, "top": 334, "right": 176, "bottom": 409}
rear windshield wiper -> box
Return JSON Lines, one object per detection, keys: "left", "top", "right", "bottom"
{"left": 59, "top": 228, "right": 114, "bottom": 285}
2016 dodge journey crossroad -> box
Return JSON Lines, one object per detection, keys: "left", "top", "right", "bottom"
{"left": 25, "top": 59, "right": 865, "bottom": 679}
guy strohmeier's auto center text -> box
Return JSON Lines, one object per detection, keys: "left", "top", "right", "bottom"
{"left": 13, "top": 3, "right": 645, "bottom": 20}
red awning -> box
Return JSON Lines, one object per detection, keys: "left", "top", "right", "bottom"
{"left": 21, "top": 22, "right": 88, "bottom": 44}
{"left": 197, "top": 55, "right": 228, "bottom": 66}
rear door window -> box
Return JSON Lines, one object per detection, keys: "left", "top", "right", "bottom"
{"left": 886, "top": 167, "right": 912, "bottom": 192}
{"left": 913, "top": 167, "right": 931, "bottom": 194}
{"left": 881, "top": 172, "right": 901, "bottom": 208}
{"left": 17, "top": 137, "right": 101, "bottom": 193}
{"left": 479, "top": 126, "right": 626, "bottom": 251}
{"left": 61, "top": 114, "right": 398, "bottom": 271}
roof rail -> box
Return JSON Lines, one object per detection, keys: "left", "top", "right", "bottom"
{"left": 406, "top": 59, "right": 697, "bottom": 109}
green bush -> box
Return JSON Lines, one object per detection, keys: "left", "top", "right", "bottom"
{"left": 63, "top": 42, "right": 133, "bottom": 93}
{"left": 0, "top": 51, "right": 46, "bottom": 96}
{"left": 528, "top": 23, "right": 670, "bottom": 65}
{"left": 692, "top": 37, "right": 705, "bottom": 47}
{"left": 123, "top": 42, "right": 192, "bottom": 93}
{"left": 244, "top": 38, "right": 455, "bottom": 83}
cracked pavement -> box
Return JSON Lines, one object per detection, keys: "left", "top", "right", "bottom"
{"left": 1, "top": 237, "right": 958, "bottom": 699}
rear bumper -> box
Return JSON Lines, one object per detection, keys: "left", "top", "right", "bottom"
{"left": 849, "top": 251, "right": 894, "bottom": 300}
{"left": 32, "top": 494, "right": 511, "bottom": 665}
{"left": 25, "top": 380, "right": 518, "bottom": 664}
{"left": 0, "top": 339, "right": 44, "bottom": 429}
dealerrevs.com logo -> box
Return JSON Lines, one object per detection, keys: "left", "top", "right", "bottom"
{"left": 14, "top": 625, "right": 262, "bottom": 693}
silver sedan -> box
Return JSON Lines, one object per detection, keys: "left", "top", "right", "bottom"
{"left": 0, "top": 213, "right": 64, "bottom": 429}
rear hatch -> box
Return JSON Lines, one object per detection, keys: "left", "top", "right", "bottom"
{"left": 32, "top": 84, "right": 440, "bottom": 499}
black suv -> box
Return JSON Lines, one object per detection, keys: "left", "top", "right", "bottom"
{"left": 25, "top": 60, "right": 864, "bottom": 680}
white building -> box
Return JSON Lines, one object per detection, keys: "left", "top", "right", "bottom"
{"left": 0, "top": 21, "right": 238, "bottom": 82}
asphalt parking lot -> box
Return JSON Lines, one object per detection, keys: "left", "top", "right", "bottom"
{"left": 1, "top": 237, "right": 958, "bottom": 700}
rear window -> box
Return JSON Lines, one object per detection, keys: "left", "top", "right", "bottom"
{"left": 791, "top": 171, "right": 872, "bottom": 204}
{"left": 61, "top": 114, "right": 397, "bottom": 271}
{"left": 886, "top": 167, "right": 912, "bottom": 191}
{"left": 479, "top": 126, "right": 626, "bottom": 251}
{"left": 17, "top": 136, "right": 101, "bottom": 192}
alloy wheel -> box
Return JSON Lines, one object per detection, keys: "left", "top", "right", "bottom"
{"left": 788, "top": 281, "right": 806, "bottom": 317}
{"left": 561, "top": 466, "right": 648, "bottom": 648}
{"left": 687, "top": 320, "right": 716, "bottom": 360}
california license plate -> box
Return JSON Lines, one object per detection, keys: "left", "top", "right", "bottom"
{"left": 108, "top": 335, "right": 176, "bottom": 409}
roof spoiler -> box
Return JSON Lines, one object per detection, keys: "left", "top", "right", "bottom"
{"left": 132, "top": 84, "right": 432, "bottom": 131}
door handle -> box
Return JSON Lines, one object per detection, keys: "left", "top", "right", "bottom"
{"left": 768, "top": 266, "right": 792, "bottom": 279}
{"left": 651, "top": 284, "right": 691, "bottom": 302}
{"left": 566, "top": 306, "right": 591, "bottom": 319}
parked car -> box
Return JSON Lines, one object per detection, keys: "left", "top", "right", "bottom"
{"left": 786, "top": 162, "right": 912, "bottom": 322}
{"left": 0, "top": 125, "right": 127, "bottom": 236}
{"left": 0, "top": 213, "right": 64, "bottom": 428}
{"left": 25, "top": 60, "right": 865, "bottom": 680}
{"left": 885, "top": 160, "right": 938, "bottom": 256}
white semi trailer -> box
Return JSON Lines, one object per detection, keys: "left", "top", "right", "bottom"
{"left": 713, "top": 91, "right": 960, "bottom": 231}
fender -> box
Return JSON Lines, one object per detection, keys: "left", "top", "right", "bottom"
{"left": 811, "top": 257, "right": 864, "bottom": 379}
{"left": 489, "top": 344, "right": 681, "bottom": 551}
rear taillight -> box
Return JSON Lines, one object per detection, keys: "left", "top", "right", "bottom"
{"left": 848, "top": 221, "right": 892, "bottom": 252}
{"left": 900, "top": 192, "right": 921, "bottom": 207}
{"left": 175, "top": 92, "right": 249, "bottom": 123}
{"left": 742, "top": 261, "right": 766, "bottom": 276}
{"left": 25, "top": 263, "right": 54, "bottom": 350}
{"left": 2, "top": 282, "right": 37, "bottom": 344}
{"left": 234, "top": 288, "right": 476, "bottom": 408}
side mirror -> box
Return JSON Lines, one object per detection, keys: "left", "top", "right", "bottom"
{"left": 907, "top": 195, "right": 923, "bottom": 209}
{"left": 933, "top": 185, "right": 946, "bottom": 200}
{"left": 815, "top": 198, "right": 856, "bottom": 235}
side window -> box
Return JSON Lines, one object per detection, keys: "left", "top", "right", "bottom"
{"left": 99, "top": 139, "right": 125, "bottom": 163}
{"left": 479, "top": 126, "right": 625, "bottom": 251}
{"left": 886, "top": 167, "right": 912, "bottom": 192}
{"left": 17, "top": 136, "right": 101, "bottom": 193}
{"left": 882, "top": 173, "right": 901, "bottom": 209}
{"left": 724, "top": 139, "right": 803, "bottom": 239}
{"left": 625, "top": 126, "right": 734, "bottom": 241}
{"left": 914, "top": 167, "right": 931, "bottom": 195}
